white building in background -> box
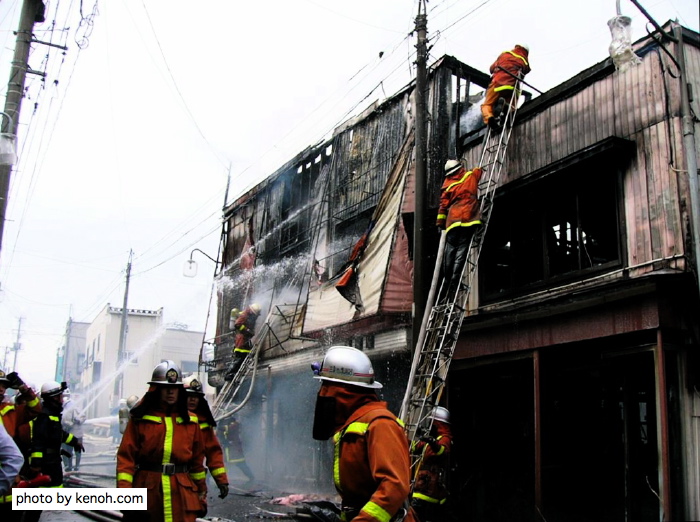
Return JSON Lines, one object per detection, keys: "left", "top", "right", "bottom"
{"left": 56, "top": 318, "right": 89, "bottom": 390}
{"left": 78, "top": 304, "right": 203, "bottom": 419}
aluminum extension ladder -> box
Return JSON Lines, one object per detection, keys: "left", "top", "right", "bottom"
{"left": 399, "top": 80, "right": 524, "bottom": 454}
{"left": 211, "top": 315, "right": 272, "bottom": 422}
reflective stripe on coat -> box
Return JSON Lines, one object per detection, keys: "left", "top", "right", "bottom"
{"left": 333, "top": 403, "right": 416, "bottom": 522}
{"left": 198, "top": 420, "right": 229, "bottom": 486}
{"left": 411, "top": 422, "right": 453, "bottom": 504}
{"left": 489, "top": 46, "right": 531, "bottom": 88}
{"left": 437, "top": 167, "right": 484, "bottom": 233}
{"left": 117, "top": 412, "right": 206, "bottom": 522}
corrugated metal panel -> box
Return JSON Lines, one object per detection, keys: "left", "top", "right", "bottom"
{"left": 304, "top": 134, "right": 412, "bottom": 331}
{"left": 461, "top": 40, "right": 690, "bottom": 290}
{"left": 374, "top": 328, "right": 408, "bottom": 352}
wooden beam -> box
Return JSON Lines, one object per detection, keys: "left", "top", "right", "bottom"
{"left": 655, "top": 329, "right": 673, "bottom": 520}
{"left": 533, "top": 350, "right": 542, "bottom": 511}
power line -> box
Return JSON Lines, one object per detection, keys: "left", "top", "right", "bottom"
{"left": 137, "top": 0, "right": 229, "bottom": 170}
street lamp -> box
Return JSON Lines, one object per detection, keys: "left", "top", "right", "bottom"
{"left": 183, "top": 248, "right": 219, "bottom": 277}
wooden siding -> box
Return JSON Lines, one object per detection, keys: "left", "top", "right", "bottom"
{"left": 330, "top": 99, "right": 408, "bottom": 224}
{"left": 682, "top": 35, "right": 700, "bottom": 166}
{"left": 461, "top": 39, "right": 693, "bottom": 289}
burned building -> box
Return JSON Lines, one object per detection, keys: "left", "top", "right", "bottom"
{"left": 209, "top": 21, "right": 700, "bottom": 522}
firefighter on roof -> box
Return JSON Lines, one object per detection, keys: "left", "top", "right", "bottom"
{"left": 311, "top": 346, "right": 416, "bottom": 522}
{"left": 117, "top": 361, "right": 207, "bottom": 522}
{"left": 481, "top": 43, "right": 531, "bottom": 130}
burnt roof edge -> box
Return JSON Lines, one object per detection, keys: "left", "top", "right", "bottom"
{"left": 516, "top": 21, "right": 699, "bottom": 125}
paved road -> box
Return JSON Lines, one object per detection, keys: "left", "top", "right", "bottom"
{"left": 20, "top": 433, "right": 335, "bottom": 522}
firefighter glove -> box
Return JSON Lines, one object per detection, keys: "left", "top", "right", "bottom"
{"left": 6, "top": 372, "right": 24, "bottom": 389}
{"left": 420, "top": 435, "right": 440, "bottom": 451}
{"left": 73, "top": 440, "right": 85, "bottom": 453}
{"left": 218, "top": 483, "right": 229, "bottom": 499}
{"left": 436, "top": 219, "right": 446, "bottom": 230}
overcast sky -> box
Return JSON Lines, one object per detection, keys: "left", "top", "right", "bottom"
{"left": 0, "top": 0, "right": 697, "bottom": 387}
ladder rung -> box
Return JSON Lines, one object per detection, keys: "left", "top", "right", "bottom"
{"left": 404, "top": 86, "right": 523, "bottom": 443}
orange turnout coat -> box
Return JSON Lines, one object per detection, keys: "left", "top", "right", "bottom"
{"left": 0, "top": 389, "right": 41, "bottom": 438}
{"left": 197, "top": 416, "right": 228, "bottom": 488}
{"left": 117, "top": 408, "right": 207, "bottom": 522}
{"left": 333, "top": 401, "right": 416, "bottom": 522}
{"left": 411, "top": 421, "right": 453, "bottom": 504}
{"left": 437, "top": 167, "right": 483, "bottom": 234}
{"left": 481, "top": 45, "right": 531, "bottom": 124}
{"left": 489, "top": 45, "right": 531, "bottom": 89}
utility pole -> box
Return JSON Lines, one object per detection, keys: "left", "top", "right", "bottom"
{"left": 11, "top": 316, "right": 22, "bottom": 371}
{"left": 0, "top": 0, "right": 45, "bottom": 256}
{"left": 672, "top": 24, "right": 700, "bottom": 302}
{"left": 412, "top": 1, "right": 428, "bottom": 348}
{"left": 114, "top": 250, "right": 133, "bottom": 404}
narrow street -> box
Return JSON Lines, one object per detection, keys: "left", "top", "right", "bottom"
{"left": 28, "top": 431, "right": 336, "bottom": 522}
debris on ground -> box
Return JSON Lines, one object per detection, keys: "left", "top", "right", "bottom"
{"left": 270, "top": 493, "right": 338, "bottom": 505}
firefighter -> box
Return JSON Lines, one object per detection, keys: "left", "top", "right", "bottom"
{"left": 220, "top": 416, "right": 256, "bottom": 486}
{"left": 0, "top": 424, "right": 22, "bottom": 520}
{"left": 311, "top": 346, "right": 416, "bottom": 522}
{"left": 15, "top": 381, "right": 85, "bottom": 522}
{"left": 117, "top": 361, "right": 207, "bottom": 522}
{"left": 0, "top": 371, "right": 41, "bottom": 521}
{"left": 0, "top": 369, "right": 41, "bottom": 439}
{"left": 437, "top": 160, "right": 484, "bottom": 301}
{"left": 182, "top": 375, "right": 229, "bottom": 499}
{"left": 481, "top": 43, "right": 531, "bottom": 130}
{"left": 61, "top": 390, "right": 86, "bottom": 471}
{"left": 224, "top": 303, "right": 261, "bottom": 381}
{"left": 411, "top": 406, "right": 453, "bottom": 522}
{"left": 119, "top": 395, "right": 141, "bottom": 434}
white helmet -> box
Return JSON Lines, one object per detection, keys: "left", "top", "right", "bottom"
{"left": 444, "top": 159, "right": 461, "bottom": 176}
{"left": 249, "top": 303, "right": 261, "bottom": 314}
{"left": 517, "top": 43, "right": 529, "bottom": 53}
{"left": 431, "top": 406, "right": 450, "bottom": 424}
{"left": 183, "top": 375, "right": 204, "bottom": 395}
{"left": 40, "top": 381, "right": 66, "bottom": 397}
{"left": 313, "top": 346, "right": 382, "bottom": 389}
{"left": 148, "top": 360, "right": 183, "bottom": 386}
{"left": 126, "top": 395, "right": 140, "bottom": 409}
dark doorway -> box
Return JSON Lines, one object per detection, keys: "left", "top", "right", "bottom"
{"left": 449, "top": 358, "right": 535, "bottom": 522}
{"left": 540, "top": 348, "right": 659, "bottom": 522}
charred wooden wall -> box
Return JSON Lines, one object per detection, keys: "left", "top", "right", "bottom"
{"left": 461, "top": 34, "right": 698, "bottom": 300}
{"left": 215, "top": 56, "right": 489, "bottom": 363}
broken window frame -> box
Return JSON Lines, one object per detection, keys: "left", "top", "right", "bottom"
{"left": 479, "top": 150, "right": 625, "bottom": 301}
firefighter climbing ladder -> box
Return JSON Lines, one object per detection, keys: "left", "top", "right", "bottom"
{"left": 399, "top": 81, "right": 524, "bottom": 451}
{"left": 211, "top": 313, "right": 274, "bottom": 422}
